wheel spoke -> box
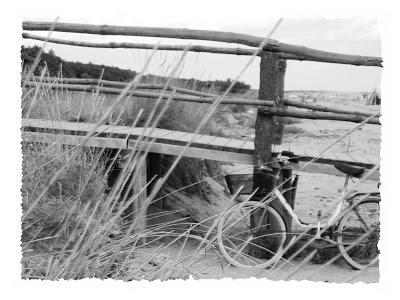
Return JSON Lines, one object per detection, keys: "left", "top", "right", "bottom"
{"left": 337, "top": 200, "right": 380, "bottom": 270}
{"left": 217, "top": 201, "right": 286, "bottom": 269}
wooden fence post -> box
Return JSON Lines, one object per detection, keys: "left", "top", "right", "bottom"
{"left": 250, "top": 52, "right": 290, "bottom": 258}
{"left": 132, "top": 154, "right": 147, "bottom": 242}
{"left": 275, "top": 58, "right": 295, "bottom": 230}
{"left": 147, "top": 153, "right": 164, "bottom": 209}
{"left": 273, "top": 58, "right": 287, "bottom": 144}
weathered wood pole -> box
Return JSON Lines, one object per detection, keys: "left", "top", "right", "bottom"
{"left": 274, "top": 58, "right": 296, "bottom": 230}
{"left": 250, "top": 52, "right": 290, "bottom": 258}
{"left": 132, "top": 154, "right": 147, "bottom": 241}
{"left": 147, "top": 153, "right": 164, "bottom": 209}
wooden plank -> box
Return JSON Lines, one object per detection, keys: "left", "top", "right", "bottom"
{"left": 21, "top": 131, "right": 380, "bottom": 180}
{"left": 238, "top": 138, "right": 252, "bottom": 151}
{"left": 22, "top": 119, "right": 130, "bottom": 139}
{"left": 157, "top": 131, "right": 192, "bottom": 142}
{"left": 110, "top": 127, "right": 172, "bottom": 138}
{"left": 23, "top": 119, "right": 240, "bottom": 149}
{"left": 155, "top": 129, "right": 183, "bottom": 139}
{"left": 23, "top": 130, "right": 253, "bottom": 164}
{"left": 22, "top": 119, "right": 379, "bottom": 168}
{"left": 224, "top": 138, "right": 249, "bottom": 149}
{"left": 23, "top": 118, "right": 96, "bottom": 131}
{"left": 22, "top": 131, "right": 127, "bottom": 149}
{"left": 127, "top": 139, "right": 252, "bottom": 164}
{"left": 189, "top": 134, "right": 218, "bottom": 145}
{"left": 23, "top": 118, "right": 185, "bottom": 141}
{"left": 166, "top": 132, "right": 197, "bottom": 145}
{"left": 206, "top": 136, "right": 232, "bottom": 148}
{"left": 23, "top": 118, "right": 249, "bottom": 151}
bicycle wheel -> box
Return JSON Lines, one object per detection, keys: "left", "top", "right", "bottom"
{"left": 217, "top": 201, "right": 286, "bottom": 269}
{"left": 337, "top": 199, "right": 380, "bottom": 270}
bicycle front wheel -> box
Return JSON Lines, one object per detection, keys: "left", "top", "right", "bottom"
{"left": 217, "top": 201, "right": 286, "bottom": 269}
{"left": 337, "top": 199, "right": 380, "bottom": 270}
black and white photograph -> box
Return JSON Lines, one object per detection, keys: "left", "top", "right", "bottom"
{"left": 3, "top": 0, "right": 399, "bottom": 298}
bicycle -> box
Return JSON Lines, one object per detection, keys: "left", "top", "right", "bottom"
{"left": 218, "top": 153, "right": 380, "bottom": 270}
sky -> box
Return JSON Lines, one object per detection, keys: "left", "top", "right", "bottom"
{"left": 21, "top": 17, "right": 381, "bottom": 92}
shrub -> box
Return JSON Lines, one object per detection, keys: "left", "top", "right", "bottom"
{"left": 20, "top": 51, "right": 241, "bottom": 280}
{"left": 21, "top": 143, "right": 108, "bottom": 252}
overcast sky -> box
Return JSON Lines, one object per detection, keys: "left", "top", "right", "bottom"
{"left": 22, "top": 17, "right": 381, "bottom": 92}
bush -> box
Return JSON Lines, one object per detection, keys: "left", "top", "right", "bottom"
{"left": 21, "top": 143, "right": 108, "bottom": 252}
{"left": 20, "top": 51, "right": 236, "bottom": 280}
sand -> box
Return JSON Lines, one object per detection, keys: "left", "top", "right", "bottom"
{"left": 138, "top": 239, "right": 379, "bottom": 282}
{"left": 151, "top": 97, "right": 381, "bottom": 282}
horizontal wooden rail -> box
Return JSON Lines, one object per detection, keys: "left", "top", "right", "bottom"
{"left": 24, "top": 81, "right": 274, "bottom": 106}
{"left": 22, "top": 32, "right": 318, "bottom": 62}
{"left": 262, "top": 107, "right": 380, "bottom": 125}
{"left": 22, "top": 21, "right": 382, "bottom": 67}
{"left": 285, "top": 99, "right": 381, "bottom": 118}
{"left": 23, "top": 77, "right": 216, "bottom": 98}
{"left": 24, "top": 80, "right": 380, "bottom": 119}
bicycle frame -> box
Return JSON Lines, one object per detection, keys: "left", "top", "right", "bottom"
{"left": 272, "top": 178, "right": 378, "bottom": 243}
{"left": 266, "top": 154, "right": 377, "bottom": 234}
{"left": 265, "top": 158, "right": 351, "bottom": 232}
{"left": 273, "top": 188, "right": 345, "bottom": 231}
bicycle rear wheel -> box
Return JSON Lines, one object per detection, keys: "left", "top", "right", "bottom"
{"left": 217, "top": 201, "right": 286, "bottom": 269}
{"left": 337, "top": 199, "right": 380, "bottom": 270}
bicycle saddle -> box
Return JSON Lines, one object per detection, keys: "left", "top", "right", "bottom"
{"left": 334, "top": 162, "right": 365, "bottom": 178}
{"left": 281, "top": 150, "right": 299, "bottom": 163}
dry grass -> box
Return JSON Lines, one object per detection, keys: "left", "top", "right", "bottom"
{"left": 21, "top": 72, "right": 380, "bottom": 281}
{"left": 21, "top": 52, "right": 230, "bottom": 280}
{"left": 20, "top": 20, "right": 379, "bottom": 281}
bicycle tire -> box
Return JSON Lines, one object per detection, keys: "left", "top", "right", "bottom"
{"left": 217, "top": 201, "right": 286, "bottom": 269}
{"left": 336, "top": 199, "right": 380, "bottom": 270}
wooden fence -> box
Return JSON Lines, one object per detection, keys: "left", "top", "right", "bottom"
{"left": 22, "top": 21, "right": 382, "bottom": 257}
{"left": 23, "top": 79, "right": 381, "bottom": 124}
{"left": 22, "top": 22, "right": 382, "bottom": 66}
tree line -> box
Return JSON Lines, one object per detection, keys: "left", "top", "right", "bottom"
{"left": 21, "top": 46, "right": 251, "bottom": 94}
